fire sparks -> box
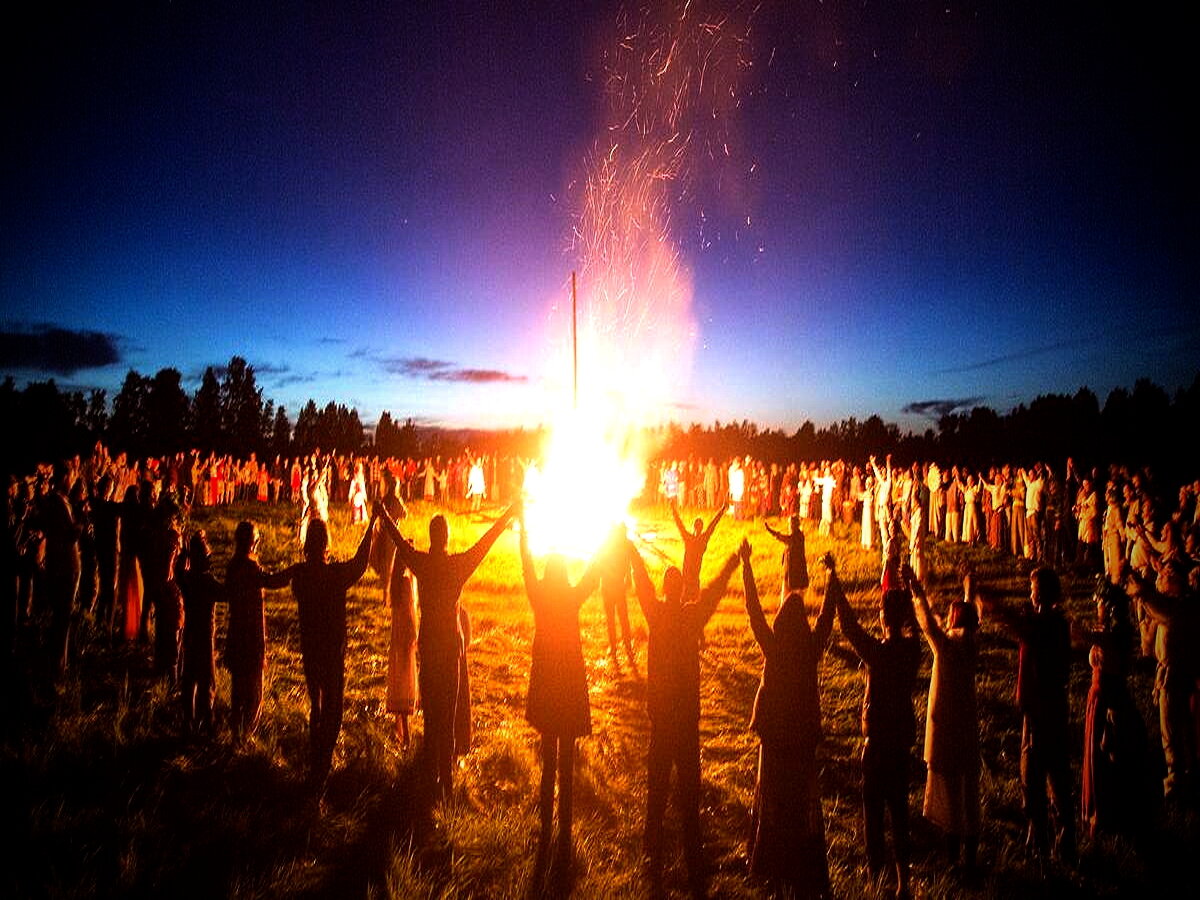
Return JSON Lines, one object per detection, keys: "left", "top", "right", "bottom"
{"left": 523, "top": 2, "right": 753, "bottom": 558}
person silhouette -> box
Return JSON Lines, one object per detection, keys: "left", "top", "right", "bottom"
{"left": 518, "top": 512, "right": 600, "bottom": 873}
{"left": 597, "top": 522, "right": 636, "bottom": 670}
{"left": 375, "top": 499, "right": 518, "bottom": 800}
{"left": 278, "top": 513, "right": 376, "bottom": 792}
{"left": 741, "top": 542, "right": 835, "bottom": 897}
{"left": 628, "top": 535, "right": 739, "bottom": 896}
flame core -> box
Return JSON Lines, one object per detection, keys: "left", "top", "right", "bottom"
{"left": 523, "top": 2, "right": 752, "bottom": 559}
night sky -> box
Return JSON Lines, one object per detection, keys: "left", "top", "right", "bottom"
{"left": 2, "top": 1, "right": 1196, "bottom": 433}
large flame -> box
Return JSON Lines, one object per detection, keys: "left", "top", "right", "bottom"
{"left": 523, "top": 1, "right": 751, "bottom": 559}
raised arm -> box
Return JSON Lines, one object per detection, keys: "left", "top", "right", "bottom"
{"left": 764, "top": 522, "right": 787, "bottom": 544}
{"left": 460, "top": 501, "right": 519, "bottom": 575}
{"left": 627, "top": 538, "right": 659, "bottom": 628}
{"left": 827, "top": 554, "right": 877, "bottom": 663}
{"left": 374, "top": 500, "right": 416, "bottom": 561}
{"left": 703, "top": 501, "right": 727, "bottom": 540}
{"left": 670, "top": 499, "right": 688, "bottom": 541}
{"left": 909, "top": 567, "right": 945, "bottom": 649}
{"left": 813, "top": 553, "right": 837, "bottom": 650}
{"left": 741, "top": 540, "right": 773, "bottom": 652}
{"left": 345, "top": 510, "right": 378, "bottom": 582}
{"left": 573, "top": 557, "right": 603, "bottom": 607}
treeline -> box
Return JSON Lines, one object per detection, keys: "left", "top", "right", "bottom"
{"left": 652, "top": 375, "right": 1200, "bottom": 482}
{"left": 2, "top": 364, "right": 1197, "bottom": 483}
{"left": 0, "top": 356, "right": 364, "bottom": 471}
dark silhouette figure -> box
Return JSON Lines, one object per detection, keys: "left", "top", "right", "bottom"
{"left": 143, "top": 498, "right": 184, "bottom": 681}
{"left": 742, "top": 541, "right": 834, "bottom": 898}
{"left": 116, "top": 485, "right": 144, "bottom": 644}
{"left": 597, "top": 523, "right": 636, "bottom": 670}
{"left": 628, "top": 536, "right": 739, "bottom": 896}
{"left": 37, "top": 464, "right": 81, "bottom": 678}
{"left": 224, "top": 521, "right": 290, "bottom": 741}
{"left": 90, "top": 475, "right": 120, "bottom": 641}
{"left": 829, "top": 555, "right": 921, "bottom": 899}
{"left": 983, "top": 566, "right": 1077, "bottom": 865}
{"left": 178, "top": 531, "right": 223, "bottom": 737}
{"left": 1077, "top": 574, "right": 1151, "bottom": 839}
{"left": 518, "top": 513, "right": 600, "bottom": 875}
{"left": 670, "top": 497, "right": 726, "bottom": 598}
{"left": 376, "top": 500, "right": 518, "bottom": 800}
{"left": 764, "top": 513, "right": 810, "bottom": 597}
{"left": 281, "top": 514, "right": 376, "bottom": 791}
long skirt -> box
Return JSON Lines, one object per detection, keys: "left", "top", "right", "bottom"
{"left": 387, "top": 573, "right": 418, "bottom": 715}
{"left": 749, "top": 742, "right": 829, "bottom": 897}
{"left": 118, "top": 553, "right": 143, "bottom": 643}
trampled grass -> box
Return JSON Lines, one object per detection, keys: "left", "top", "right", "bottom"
{"left": 2, "top": 499, "right": 1195, "bottom": 898}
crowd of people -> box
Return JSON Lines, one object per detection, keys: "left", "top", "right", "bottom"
{"left": 3, "top": 440, "right": 1199, "bottom": 899}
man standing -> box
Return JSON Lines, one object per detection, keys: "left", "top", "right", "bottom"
{"left": 628, "top": 538, "right": 739, "bottom": 894}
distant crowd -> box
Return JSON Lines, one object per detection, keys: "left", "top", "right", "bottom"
{"left": 3, "top": 441, "right": 1199, "bottom": 898}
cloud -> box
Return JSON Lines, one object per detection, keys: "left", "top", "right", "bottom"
{"left": 380, "top": 356, "right": 528, "bottom": 384}
{"left": 0, "top": 323, "right": 122, "bottom": 375}
{"left": 902, "top": 397, "right": 986, "bottom": 420}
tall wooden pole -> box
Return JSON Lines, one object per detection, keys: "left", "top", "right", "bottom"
{"left": 571, "top": 271, "right": 578, "bottom": 410}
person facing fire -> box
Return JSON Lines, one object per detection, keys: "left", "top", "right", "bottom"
{"left": 628, "top": 535, "right": 740, "bottom": 895}
{"left": 280, "top": 513, "right": 376, "bottom": 792}
{"left": 375, "top": 498, "right": 519, "bottom": 800}
{"left": 517, "top": 510, "right": 600, "bottom": 874}
{"left": 597, "top": 522, "right": 636, "bottom": 671}
{"left": 741, "top": 541, "right": 835, "bottom": 897}
{"left": 670, "top": 496, "right": 726, "bottom": 599}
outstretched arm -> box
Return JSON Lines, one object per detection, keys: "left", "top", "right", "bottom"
{"left": 628, "top": 538, "right": 658, "bottom": 628}
{"left": 909, "top": 566, "right": 945, "bottom": 649}
{"left": 375, "top": 500, "right": 419, "bottom": 568}
{"left": 460, "top": 501, "right": 519, "bottom": 575}
{"left": 827, "top": 553, "right": 877, "bottom": 663}
{"left": 573, "top": 556, "right": 603, "bottom": 607}
{"left": 741, "top": 540, "right": 772, "bottom": 652}
{"left": 261, "top": 564, "right": 293, "bottom": 590}
{"left": 340, "top": 510, "right": 378, "bottom": 588}
{"left": 670, "top": 499, "right": 687, "bottom": 541}
{"left": 703, "top": 501, "right": 727, "bottom": 540}
{"left": 813, "top": 554, "right": 837, "bottom": 650}
{"left": 764, "top": 522, "right": 786, "bottom": 544}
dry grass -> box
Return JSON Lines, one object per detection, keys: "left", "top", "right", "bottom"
{"left": 1, "top": 499, "right": 1194, "bottom": 898}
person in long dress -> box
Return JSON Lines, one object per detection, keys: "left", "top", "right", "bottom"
{"left": 741, "top": 541, "right": 834, "bottom": 897}
{"left": 1076, "top": 574, "right": 1150, "bottom": 839}
{"left": 911, "top": 563, "right": 982, "bottom": 876}
{"left": 518, "top": 513, "right": 600, "bottom": 870}
{"left": 116, "top": 486, "right": 144, "bottom": 644}
{"left": 372, "top": 473, "right": 417, "bottom": 745}
{"left": 764, "top": 513, "right": 809, "bottom": 598}
{"left": 860, "top": 474, "right": 875, "bottom": 549}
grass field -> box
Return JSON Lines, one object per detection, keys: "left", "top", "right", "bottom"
{"left": 3, "top": 498, "right": 1195, "bottom": 898}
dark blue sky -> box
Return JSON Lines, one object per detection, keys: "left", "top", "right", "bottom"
{"left": 2, "top": 1, "right": 1196, "bottom": 431}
